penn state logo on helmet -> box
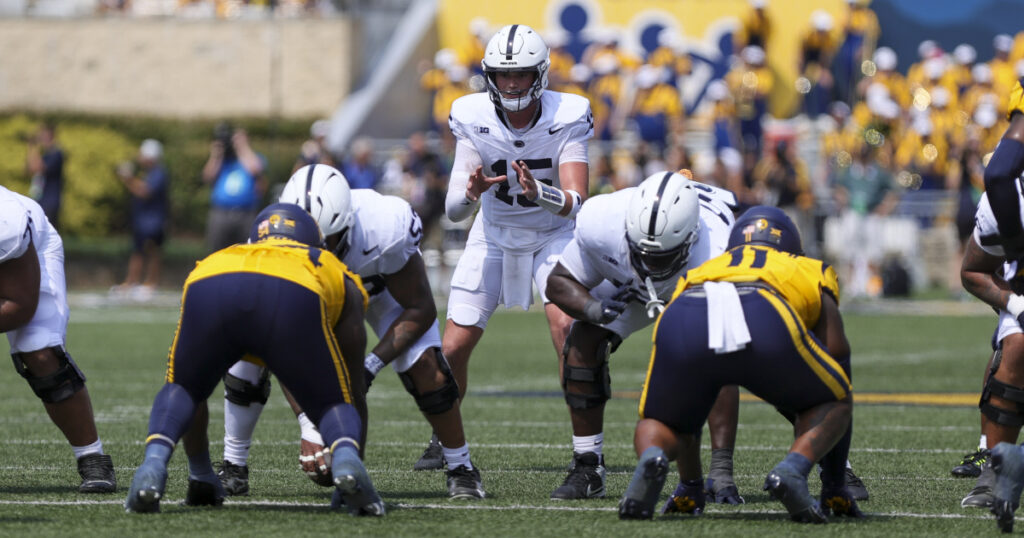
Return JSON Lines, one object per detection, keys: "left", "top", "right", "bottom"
{"left": 726, "top": 205, "right": 803, "bottom": 255}
{"left": 249, "top": 202, "right": 324, "bottom": 247}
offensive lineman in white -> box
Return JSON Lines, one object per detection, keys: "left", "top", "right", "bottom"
{"left": 545, "top": 170, "right": 743, "bottom": 506}
{"left": 959, "top": 179, "right": 1024, "bottom": 521}
{"left": 0, "top": 185, "right": 116, "bottom": 493}
{"left": 217, "top": 164, "right": 484, "bottom": 500}
{"left": 436, "top": 24, "right": 593, "bottom": 468}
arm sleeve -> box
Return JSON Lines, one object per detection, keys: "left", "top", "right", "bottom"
{"left": 445, "top": 139, "right": 483, "bottom": 222}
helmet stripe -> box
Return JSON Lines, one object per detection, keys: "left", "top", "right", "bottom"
{"left": 303, "top": 164, "right": 316, "bottom": 212}
{"left": 505, "top": 24, "right": 518, "bottom": 60}
{"left": 646, "top": 171, "right": 674, "bottom": 238}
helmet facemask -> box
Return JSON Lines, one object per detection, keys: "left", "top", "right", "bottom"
{"left": 628, "top": 227, "right": 698, "bottom": 281}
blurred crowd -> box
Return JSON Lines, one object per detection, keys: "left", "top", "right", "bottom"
{"left": 24, "top": 0, "right": 1024, "bottom": 300}
{"left": 403, "top": 3, "right": 1024, "bottom": 299}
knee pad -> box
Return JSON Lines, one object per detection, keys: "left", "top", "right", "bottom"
{"left": 398, "top": 348, "right": 460, "bottom": 415}
{"left": 561, "top": 323, "right": 619, "bottom": 410}
{"left": 223, "top": 368, "right": 271, "bottom": 406}
{"left": 980, "top": 348, "right": 1024, "bottom": 426}
{"left": 11, "top": 347, "right": 86, "bottom": 404}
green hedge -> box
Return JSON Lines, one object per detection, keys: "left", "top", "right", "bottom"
{"left": 0, "top": 113, "right": 314, "bottom": 238}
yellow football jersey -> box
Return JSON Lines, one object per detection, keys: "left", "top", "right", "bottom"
{"left": 1008, "top": 78, "right": 1024, "bottom": 120}
{"left": 672, "top": 245, "right": 840, "bottom": 329}
{"left": 185, "top": 238, "right": 368, "bottom": 326}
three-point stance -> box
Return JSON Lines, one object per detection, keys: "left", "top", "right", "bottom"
{"left": 125, "top": 203, "right": 383, "bottom": 516}
{"left": 217, "top": 164, "right": 483, "bottom": 500}
{"left": 545, "top": 170, "right": 744, "bottom": 504}
{"left": 618, "top": 206, "right": 860, "bottom": 523}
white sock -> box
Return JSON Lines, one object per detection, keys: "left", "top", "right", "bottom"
{"left": 980, "top": 434, "right": 988, "bottom": 450}
{"left": 72, "top": 439, "right": 104, "bottom": 459}
{"left": 572, "top": 433, "right": 603, "bottom": 457}
{"left": 845, "top": 459, "right": 853, "bottom": 470}
{"left": 223, "top": 399, "right": 264, "bottom": 466}
{"left": 443, "top": 443, "right": 472, "bottom": 470}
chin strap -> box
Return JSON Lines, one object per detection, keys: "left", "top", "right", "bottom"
{"left": 643, "top": 276, "right": 665, "bottom": 319}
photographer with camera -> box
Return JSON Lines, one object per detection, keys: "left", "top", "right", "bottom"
{"left": 202, "top": 122, "right": 267, "bottom": 252}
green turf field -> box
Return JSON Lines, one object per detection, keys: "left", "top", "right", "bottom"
{"left": 0, "top": 297, "right": 1010, "bottom": 536}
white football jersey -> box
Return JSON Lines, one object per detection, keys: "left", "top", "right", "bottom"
{"left": 560, "top": 183, "right": 736, "bottom": 302}
{"left": 449, "top": 90, "right": 593, "bottom": 232}
{"left": 974, "top": 187, "right": 1024, "bottom": 259}
{"left": 0, "top": 185, "right": 68, "bottom": 352}
{"left": 342, "top": 189, "right": 423, "bottom": 298}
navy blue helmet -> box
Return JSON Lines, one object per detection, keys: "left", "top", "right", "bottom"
{"left": 248, "top": 203, "right": 325, "bottom": 247}
{"left": 726, "top": 205, "right": 803, "bottom": 255}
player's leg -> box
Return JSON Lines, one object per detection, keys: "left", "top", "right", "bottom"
{"left": 396, "top": 345, "right": 483, "bottom": 499}
{"left": 740, "top": 291, "right": 853, "bottom": 522}
{"left": 218, "top": 360, "right": 271, "bottom": 495}
{"left": 954, "top": 344, "right": 999, "bottom": 480}
{"left": 620, "top": 297, "right": 715, "bottom": 519}
{"left": 618, "top": 419, "right": 677, "bottom": 520}
{"left": 11, "top": 346, "right": 115, "bottom": 493}
{"left": 427, "top": 234, "right": 501, "bottom": 469}
{"left": 126, "top": 276, "right": 243, "bottom": 513}
{"left": 260, "top": 279, "right": 382, "bottom": 516}
{"left": 977, "top": 334, "right": 1024, "bottom": 527}
{"left": 965, "top": 323, "right": 1023, "bottom": 508}
{"left": 766, "top": 396, "right": 852, "bottom": 523}
{"left": 704, "top": 385, "right": 743, "bottom": 504}
{"left": 181, "top": 400, "right": 226, "bottom": 506}
{"left": 551, "top": 321, "right": 615, "bottom": 500}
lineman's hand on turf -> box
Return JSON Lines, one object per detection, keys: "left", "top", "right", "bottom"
{"left": 300, "top": 439, "right": 333, "bottom": 487}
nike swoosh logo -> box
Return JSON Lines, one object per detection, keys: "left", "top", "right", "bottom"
{"left": 548, "top": 125, "right": 564, "bottom": 134}
{"left": 362, "top": 246, "right": 378, "bottom": 255}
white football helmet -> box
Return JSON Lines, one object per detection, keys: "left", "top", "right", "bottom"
{"left": 280, "top": 164, "right": 354, "bottom": 258}
{"left": 482, "top": 24, "right": 550, "bottom": 112}
{"left": 625, "top": 171, "right": 700, "bottom": 281}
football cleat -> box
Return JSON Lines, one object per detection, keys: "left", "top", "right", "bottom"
{"left": 78, "top": 453, "right": 116, "bottom": 494}
{"left": 447, "top": 464, "right": 485, "bottom": 500}
{"left": 331, "top": 449, "right": 385, "bottom": 516}
{"left": 705, "top": 476, "right": 744, "bottom": 505}
{"left": 551, "top": 452, "right": 606, "bottom": 500}
{"left": 820, "top": 484, "right": 865, "bottom": 518}
{"left": 764, "top": 466, "right": 827, "bottom": 524}
{"left": 413, "top": 434, "right": 445, "bottom": 471}
{"left": 217, "top": 460, "right": 249, "bottom": 496}
{"left": 844, "top": 468, "right": 869, "bottom": 501}
{"left": 952, "top": 449, "right": 989, "bottom": 478}
{"left": 962, "top": 462, "right": 996, "bottom": 509}
{"left": 183, "top": 477, "right": 226, "bottom": 507}
{"left": 124, "top": 459, "right": 167, "bottom": 513}
{"left": 991, "top": 442, "right": 1024, "bottom": 533}
{"left": 661, "top": 480, "right": 705, "bottom": 515}
{"left": 618, "top": 447, "right": 670, "bottom": 520}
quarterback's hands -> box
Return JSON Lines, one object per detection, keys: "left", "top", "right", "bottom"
{"left": 466, "top": 165, "right": 507, "bottom": 202}
{"left": 299, "top": 438, "right": 334, "bottom": 487}
{"left": 512, "top": 160, "right": 538, "bottom": 201}
{"left": 582, "top": 286, "right": 637, "bottom": 325}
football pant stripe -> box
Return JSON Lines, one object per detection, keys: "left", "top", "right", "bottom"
{"left": 319, "top": 297, "right": 353, "bottom": 404}
{"left": 757, "top": 288, "right": 850, "bottom": 399}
